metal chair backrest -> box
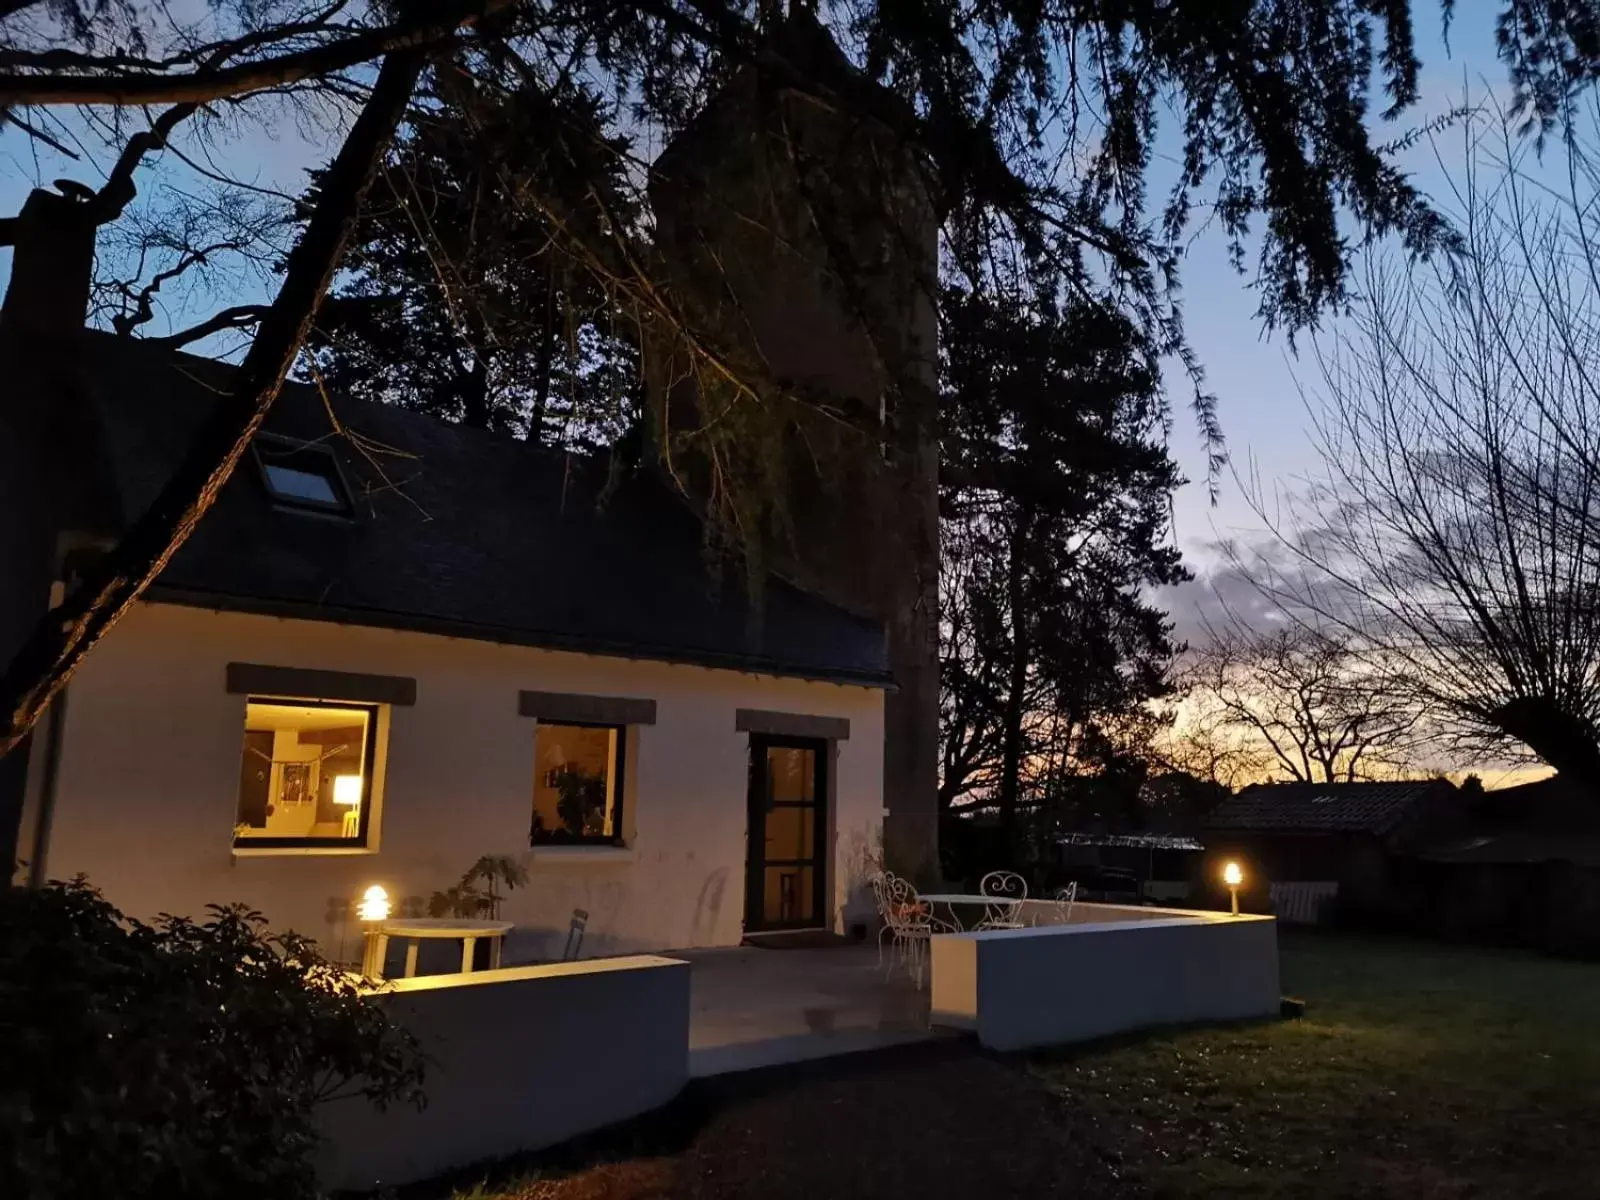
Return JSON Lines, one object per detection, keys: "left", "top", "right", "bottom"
{"left": 979, "top": 870, "right": 1028, "bottom": 902}
{"left": 562, "top": 908, "right": 589, "bottom": 961}
{"left": 1052, "top": 882, "right": 1078, "bottom": 922}
{"left": 871, "top": 871, "right": 928, "bottom": 932}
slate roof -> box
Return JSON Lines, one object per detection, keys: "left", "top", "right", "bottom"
{"left": 1207, "top": 780, "right": 1454, "bottom": 837}
{"left": 1057, "top": 832, "right": 1205, "bottom": 851}
{"left": 44, "top": 329, "right": 890, "bottom": 684}
{"left": 1412, "top": 774, "right": 1600, "bottom": 862}
{"left": 1416, "top": 833, "right": 1600, "bottom": 867}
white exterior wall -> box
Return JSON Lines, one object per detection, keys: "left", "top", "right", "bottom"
{"left": 317, "top": 956, "right": 692, "bottom": 1191}
{"left": 929, "top": 908, "right": 1281, "bottom": 1051}
{"left": 23, "top": 602, "right": 885, "bottom": 960}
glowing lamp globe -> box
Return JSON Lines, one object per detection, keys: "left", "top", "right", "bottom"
{"left": 356, "top": 884, "right": 390, "bottom": 923}
{"left": 333, "top": 774, "right": 363, "bottom": 807}
{"left": 1223, "top": 861, "right": 1243, "bottom": 887}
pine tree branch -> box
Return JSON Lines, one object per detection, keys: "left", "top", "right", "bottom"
{"left": 0, "top": 1, "right": 504, "bottom": 108}
{"left": 0, "top": 45, "right": 431, "bottom": 757}
{"left": 0, "top": 4, "right": 359, "bottom": 74}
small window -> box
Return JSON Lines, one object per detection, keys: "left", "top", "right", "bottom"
{"left": 252, "top": 434, "right": 353, "bottom": 515}
{"left": 234, "top": 699, "right": 377, "bottom": 849}
{"left": 530, "top": 722, "right": 625, "bottom": 846}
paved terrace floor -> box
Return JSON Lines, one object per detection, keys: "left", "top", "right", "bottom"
{"left": 677, "top": 942, "right": 943, "bottom": 1076}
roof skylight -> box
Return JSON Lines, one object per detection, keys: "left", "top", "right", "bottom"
{"left": 252, "top": 434, "right": 353, "bottom": 516}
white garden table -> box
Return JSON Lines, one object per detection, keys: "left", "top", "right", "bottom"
{"left": 918, "top": 893, "right": 1024, "bottom": 932}
{"left": 375, "top": 918, "right": 514, "bottom": 979}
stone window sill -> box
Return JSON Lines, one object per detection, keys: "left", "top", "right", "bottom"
{"left": 529, "top": 845, "right": 636, "bottom": 865}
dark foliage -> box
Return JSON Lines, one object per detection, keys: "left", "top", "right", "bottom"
{"left": 554, "top": 765, "right": 609, "bottom": 836}
{"left": 0, "top": 879, "right": 425, "bottom": 1200}
{"left": 939, "top": 279, "right": 1187, "bottom": 840}
{"left": 302, "top": 80, "right": 640, "bottom": 447}
{"left": 427, "top": 853, "right": 528, "bottom": 919}
{"left": 850, "top": 0, "right": 1457, "bottom": 333}
{"left": 272, "top": 2, "right": 1598, "bottom": 458}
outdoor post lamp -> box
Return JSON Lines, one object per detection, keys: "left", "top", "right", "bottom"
{"left": 1223, "top": 861, "right": 1243, "bottom": 916}
{"left": 357, "top": 884, "right": 391, "bottom": 979}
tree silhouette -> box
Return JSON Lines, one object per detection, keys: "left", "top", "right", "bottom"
{"left": 939, "top": 278, "right": 1186, "bottom": 843}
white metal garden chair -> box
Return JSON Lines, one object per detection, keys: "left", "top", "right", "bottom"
{"left": 871, "top": 871, "right": 957, "bottom": 988}
{"left": 1045, "top": 882, "right": 1078, "bottom": 925}
{"left": 976, "top": 870, "right": 1028, "bottom": 930}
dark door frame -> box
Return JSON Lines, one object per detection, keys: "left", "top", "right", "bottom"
{"left": 744, "top": 733, "right": 829, "bottom": 933}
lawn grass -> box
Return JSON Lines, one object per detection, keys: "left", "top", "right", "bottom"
{"left": 1033, "top": 931, "right": 1600, "bottom": 1199}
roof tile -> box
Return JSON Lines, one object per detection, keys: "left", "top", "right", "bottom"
{"left": 1208, "top": 780, "right": 1450, "bottom": 836}
{"left": 66, "top": 330, "right": 890, "bottom": 683}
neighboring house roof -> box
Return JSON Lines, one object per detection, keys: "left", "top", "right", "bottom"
{"left": 1207, "top": 780, "right": 1454, "bottom": 837}
{"left": 1057, "top": 832, "right": 1205, "bottom": 852}
{"left": 31, "top": 329, "right": 891, "bottom": 684}
{"left": 1469, "top": 774, "right": 1600, "bottom": 833}
{"left": 1411, "top": 773, "right": 1600, "bottom": 863}
{"left": 1415, "top": 833, "right": 1600, "bottom": 868}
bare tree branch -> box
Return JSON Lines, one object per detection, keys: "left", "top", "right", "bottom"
{"left": 1243, "top": 99, "right": 1600, "bottom": 786}
{"left": 0, "top": 2, "right": 358, "bottom": 74}
{"left": 0, "top": 1, "right": 503, "bottom": 108}
{"left": 151, "top": 303, "right": 269, "bottom": 348}
{"left": 1180, "top": 608, "right": 1430, "bottom": 784}
{"left": 0, "top": 44, "right": 431, "bottom": 756}
{"left": 89, "top": 100, "right": 204, "bottom": 223}
{"left": 0, "top": 107, "right": 78, "bottom": 156}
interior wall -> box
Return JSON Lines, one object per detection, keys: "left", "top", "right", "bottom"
{"left": 26, "top": 602, "right": 885, "bottom": 961}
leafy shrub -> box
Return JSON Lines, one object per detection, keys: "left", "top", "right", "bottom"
{"left": 0, "top": 879, "right": 425, "bottom": 1200}
{"left": 427, "top": 854, "right": 529, "bottom": 919}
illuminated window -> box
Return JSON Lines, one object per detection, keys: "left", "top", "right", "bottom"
{"left": 530, "top": 723, "right": 624, "bottom": 846}
{"left": 234, "top": 700, "right": 376, "bottom": 849}
{"left": 253, "top": 434, "right": 353, "bottom": 515}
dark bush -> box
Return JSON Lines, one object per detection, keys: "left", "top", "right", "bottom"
{"left": 0, "top": 879, "right": 425, "bottom": 1200}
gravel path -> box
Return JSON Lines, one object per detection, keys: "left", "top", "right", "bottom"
{"left": 414, "top": 1042, "right": 1135, "bottom": 1200}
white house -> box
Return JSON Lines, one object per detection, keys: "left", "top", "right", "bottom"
{"left": 2, "top": 316, "right": 889, "bottom": 963}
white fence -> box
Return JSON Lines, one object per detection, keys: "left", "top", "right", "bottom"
{"left": 1269, "top": 880, "right": 1339, "bottom": 925}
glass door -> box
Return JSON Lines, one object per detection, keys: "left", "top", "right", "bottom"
{"left": 745, "top": 735, "right": 828, "bottom": 931}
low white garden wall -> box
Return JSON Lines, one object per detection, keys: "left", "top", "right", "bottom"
{"left": 318, "top": 955, "right": 691, "bottom": 1192}
{"left": 1017, "top": 898, "right": 1193, "bottom": 927}
{"left": 929, "top": 906, "right": 1279, "bottom": 1051}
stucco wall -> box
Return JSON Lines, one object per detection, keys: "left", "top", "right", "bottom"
{"left": 318, "top": 956, "right": 691, "bottom": 1191}
{"left": 929, "top": 912, "right": 1280, "bottom": 1051}
{"left": 1018, "top": 898, "right": 1195, "bottom": 927}
{"left": 22, "top": 602, "right": 885, "bottom": 959}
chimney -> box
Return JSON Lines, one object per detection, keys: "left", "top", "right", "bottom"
{"left": 1, "top": 188, "right": 96, "bottom": 335}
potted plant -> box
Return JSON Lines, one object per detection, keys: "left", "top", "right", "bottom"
{"left": 551, "top": 766, "right": 607, "bottom": 838}
{"left": 428, "top": 855, "right": 528, "bottom": 920}
{"left": 426, "top": 855, "right": 529, "bottom": 970}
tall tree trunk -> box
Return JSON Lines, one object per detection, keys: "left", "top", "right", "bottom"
{"left": 995, "top": 512, "right": 1031, "bottom": 859}
{"left": 1492, "top": 698, "right": 1600, "bottom": 798}
{"left": 0, "top": 48, "right": 430, "bottom": 757}
{"left": 528, "top": 273, "right": 556, "bottom": 443}
{"left": 459, "top": 308, "right": 491, "bottom": 429}
{"left": 878, "top": 358, "right": 942, "bottom": 882}
{"left": 460, "top": 354, "right": 490, "bottom": 429}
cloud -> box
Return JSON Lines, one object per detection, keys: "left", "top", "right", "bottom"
{"left": 1156, "top": 529, "right": 1365, "bottom": 650}
{"left": 1158, "top": 560, "right": 1282, "bottom": 647}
